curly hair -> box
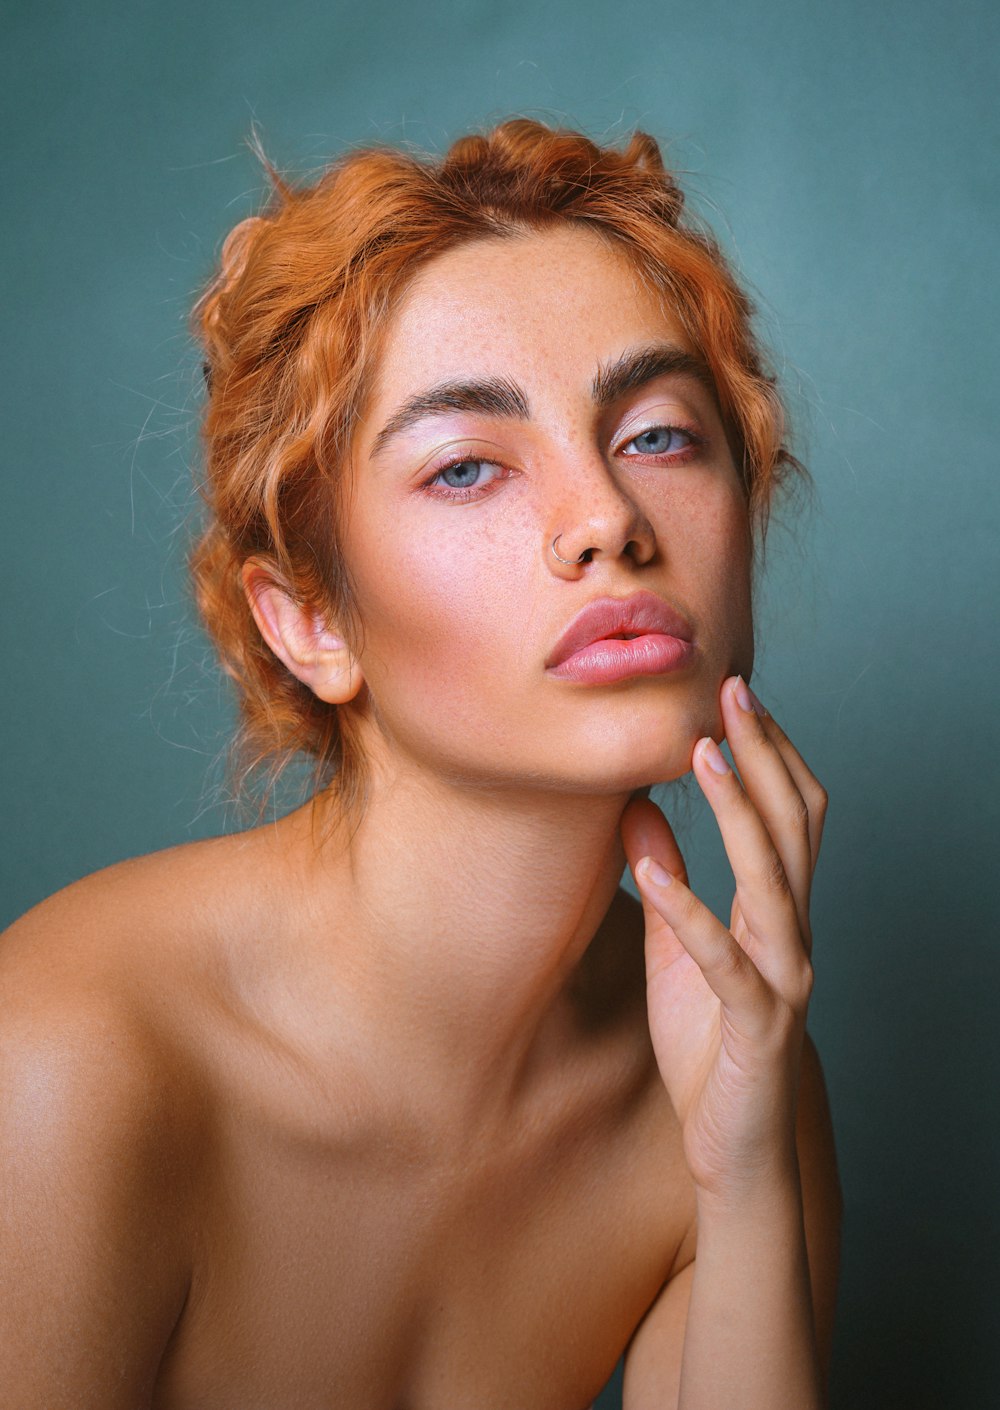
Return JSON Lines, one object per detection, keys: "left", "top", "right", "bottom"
{"left": 189, "top": 118, "right": 803, "bottom": 827}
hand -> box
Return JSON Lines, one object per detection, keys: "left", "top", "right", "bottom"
{"left": 620, "top": 675, "right": 828, "bottom": 1205}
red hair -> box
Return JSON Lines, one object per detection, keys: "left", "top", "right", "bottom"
{"left": 190, "top": 118, "right": 804, "bottom": 822}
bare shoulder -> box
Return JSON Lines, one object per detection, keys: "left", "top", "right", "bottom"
{"left": 0, "top": 926, "right": 208, "bottom": 1219}
{"left": 0, "top": 832, "right": 265, "bottom": 1226}
{"left": 0, "top": 818, "right": 339, "bottom": 1142}
{"left": 0, "top": 832, "right": 256, "bottom": 1194}
{"left": 2, "top": 830, "right": 281, "bottom": 1143}
{"left": 3, "top": 828, "right": 265, "bottom": 981}
{"left": 0, "top": 839, "right": 249, "bottom": 1405}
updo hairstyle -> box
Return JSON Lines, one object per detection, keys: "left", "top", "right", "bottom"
{"left": 189, "top": 118, "right": 802, "bottom": 824}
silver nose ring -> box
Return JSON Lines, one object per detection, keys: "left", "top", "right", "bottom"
{"left": 551, "top": 535, "right": 587, "bottom": 565}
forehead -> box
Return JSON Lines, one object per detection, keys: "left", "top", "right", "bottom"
{"left": 369, "top": 225, "right": 692, "bottom": 405}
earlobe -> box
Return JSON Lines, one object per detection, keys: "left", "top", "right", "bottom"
{"left": 241, "top": 560, "right": 365, "bottom": 705}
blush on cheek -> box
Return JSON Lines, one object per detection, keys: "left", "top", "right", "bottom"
{"left": 349, "top": 541, "right": 503, "bottom": 715}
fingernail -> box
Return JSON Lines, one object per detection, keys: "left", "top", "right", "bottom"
{"left": 733, "top": 675, "right": 767, "bottom": 717}
{"left": 700, "top": 737, "right": 731, "bottom": 775}
{"left": 637, "top": 856, "right": 673, "bottom": 887}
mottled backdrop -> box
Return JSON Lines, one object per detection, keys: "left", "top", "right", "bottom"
{"left": 2, "top": 1, "right": 997, "bottom": 1404}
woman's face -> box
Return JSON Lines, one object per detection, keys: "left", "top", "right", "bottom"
{"left": 340, "top": 224, "right": 753, "bottom": 794}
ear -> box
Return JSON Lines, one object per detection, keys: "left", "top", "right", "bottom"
{"left": 241, "top": 560, "right": 364, "bottom": 705}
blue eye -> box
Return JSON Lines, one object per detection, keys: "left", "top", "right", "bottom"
{"left": 437, "top": 460, "right": 491, "bottom": 488}
{"left": 426, "top": 458, "right": 506, "bottom": 496}
{"left": 626, "top": 426, "right": 692, "bottom": 455}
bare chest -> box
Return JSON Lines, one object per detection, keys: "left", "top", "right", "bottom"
{"left": 152, "top": 1067, "right": 692, "bottom": 1409}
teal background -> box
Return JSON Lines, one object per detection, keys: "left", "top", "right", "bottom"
{"left": 2, "top": 1, "right": 997, "bottom": 1404}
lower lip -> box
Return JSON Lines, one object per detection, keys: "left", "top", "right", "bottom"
{"left": 547, "top": 634, "right": 696, "bottom": 685}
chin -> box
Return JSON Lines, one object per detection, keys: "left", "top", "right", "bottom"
{"left": 623, "top": 667, "right": 744, "bottom": 780}
{"left": 566, "top": 709, "right": 716, "bottom": 792}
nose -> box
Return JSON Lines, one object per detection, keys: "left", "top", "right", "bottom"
{"left": 544, "top": 452, "right": 656, "bottom": 575}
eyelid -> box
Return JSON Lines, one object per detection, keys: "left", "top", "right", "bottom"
{"left": 612, "top": 387, "right": 706, "bottom": 433}
{"left": 422, "top": 446, "right": 510, "bottom": 478}
{"left": 416, "top": 434, "right": 510, "bottom": 472}
{"left": 420, "top": 451, "right": 515, "bottom": 500}
{"left": 616, "top": 418, "right": 705, "bottom": 456}
{"left": 413, "top": 406, "right": 706, "bottom": 498}
{"left": 427, "top": 455, "right": 505, "bottom": 482}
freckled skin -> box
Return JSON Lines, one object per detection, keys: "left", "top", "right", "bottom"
{"left": 3, "top": 224, "right": 764, "bottom": 1409}
{"left": 344, "top": 226, "right": 754, "bottom": 794}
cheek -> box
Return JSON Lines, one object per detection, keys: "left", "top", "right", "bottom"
{"left": 345, "top": 512, "right": 525, "bottom": 720}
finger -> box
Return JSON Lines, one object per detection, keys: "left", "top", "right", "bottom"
{"left": 620, "top": 792, "right": 689, "bottom": 887}
{"left": 730, "top": 678, "right": 829, "bottom": 870}
{"left": 691, "top": 733, "right": 810, "bottom": 984}
{"left": 634, "top": 857, "right": 773, "bottom": 1033}
{"left": 620, "top": 794, "right": 691, "bottom": 973}
{"left": 755, "top": 706, "right": 829, "bottom": 870}
{"left": 721, "top": 677, "right": 814, "bottom": 936}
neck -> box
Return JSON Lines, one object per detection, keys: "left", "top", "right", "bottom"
{"left": 286, "top": 754, "right": 644, "bottom": 1123}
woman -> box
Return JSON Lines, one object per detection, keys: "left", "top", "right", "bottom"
{"left": 1, "top": 120, "right": 842, "bottom": 1407}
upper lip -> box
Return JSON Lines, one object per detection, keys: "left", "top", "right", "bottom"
{"left": 546, "top": 591, "right": 694, "bottom": 669}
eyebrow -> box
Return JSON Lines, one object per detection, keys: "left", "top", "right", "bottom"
{"left": 593, "top": 343, "right": 715, "bottom": 407}
{"left": 368, "top": 342, "right": 716, "bottom": 460}
{"left": 369, "top": 375, "right": 528, "bottom": 460}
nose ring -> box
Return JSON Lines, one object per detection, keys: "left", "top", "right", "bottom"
{"left": 550, "top": 534, "right": 588, "bottom": 566}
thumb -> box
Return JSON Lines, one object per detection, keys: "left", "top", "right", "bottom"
{"left": 620, "top": 793, "right": 689, "bottom": 888}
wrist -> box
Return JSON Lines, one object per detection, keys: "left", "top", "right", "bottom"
{"left": 694, "top": 1155, "right": 804, "bottom": 1226}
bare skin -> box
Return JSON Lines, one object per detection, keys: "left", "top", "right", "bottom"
{"left": 1, "top": 809, "right": 837, "bottom": 1409}
{"left": 1, "top": 225, "right": 841, "bottom": 1408}
{"left": 3, "top": 822, "right": 697, "bottom": 1407}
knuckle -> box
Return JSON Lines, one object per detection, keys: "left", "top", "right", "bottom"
{"left": 759, "top": 851, "right": 792, "bottom": 897}
{"left": 808, "top": 780, "right": 829, "bottom": 816}
{"left": 766, "top": 988, "right": 808, "bottom": 1046}
{"left": 714, "top": 938, "right": 748, "bottom": 984}
{"left": 794, "top": 959, "right": 815, "bottom": 1005}
{"left": 787, "top": 792, "right": 811, "bottom": 834}
{"left": 677, "top": 887, "right": 702, "bottom": 926}
{"left": 748, "top": 987, "right": 786, "bottom": 1045}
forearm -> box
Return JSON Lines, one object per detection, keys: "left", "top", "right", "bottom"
{"left": 677, "top": 1170, "right": 824, "bottom": 1410}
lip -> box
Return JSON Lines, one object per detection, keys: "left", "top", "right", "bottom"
{"left": 545, "top": 591, "right": 696, "bottom": 683}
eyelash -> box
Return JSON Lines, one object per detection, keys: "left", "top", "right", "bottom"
{"left": 421, "top": 422, "right": 706, "bottom": 501}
